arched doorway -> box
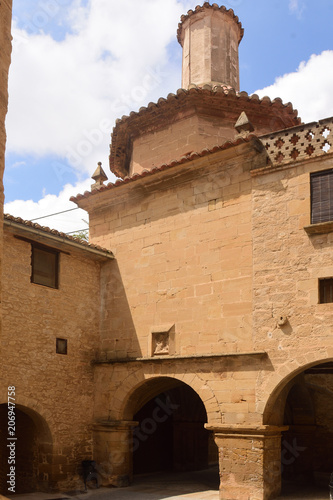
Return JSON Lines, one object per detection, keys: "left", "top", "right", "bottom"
{"left": 0, "top": 404, "right": 53, "bottom": 494}
{"left": 264, "top": 361, "right": 333, "bottom": 498}
{"left": 127, "top": 377, "right": 218, "bottom": 477}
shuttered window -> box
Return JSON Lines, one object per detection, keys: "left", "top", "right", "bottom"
{"left": 319, "top": 278, "right": 333, "bottom": 304}
{"left": 31, "top": 244, "right": 59, "bottom": 288}
{"left": 311, "top": 169, "right": 333, "bottom": 224}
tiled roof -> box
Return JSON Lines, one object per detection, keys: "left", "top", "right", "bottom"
{"left": 113, "top": 85, "right": 298, "bottom": 129}
{"left": 71, "top": 135, "right": 261, "bottom": 203}
{"left": 4, "top": 214, "right": 113, "bottom": 256}
{"left": 110, "top": 85, "right": 300, "bottom": 178}
{"left": 177, "top": 3, "right": 244, "bottom": 44}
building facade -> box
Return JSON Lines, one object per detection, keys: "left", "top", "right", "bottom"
{"left": 1, "top": 3, "right": 333, "bottom": 500}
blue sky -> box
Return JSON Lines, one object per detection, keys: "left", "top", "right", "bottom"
{"left": 4, "top": 0, "right": 333, "bottom": 233}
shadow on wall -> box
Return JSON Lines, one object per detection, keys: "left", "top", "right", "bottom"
{"left": 99, "top": 259, "right": 142, "bottom": 359}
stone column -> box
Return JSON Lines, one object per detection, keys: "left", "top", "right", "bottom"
{"left": 205, "top": 424, "right": 288, "bottom": 500}
{"left": 93, "top": 420, "right": 138, "bottom": 487}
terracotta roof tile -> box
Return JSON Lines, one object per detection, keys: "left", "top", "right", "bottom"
{"left": 109, "top": 84, "right": 300, "bottom": 178}
{"left": 71, "top": 135, "right": 259, "bottom": 203}
{"left": 112, "top": 85, "right": 298, "bottom": 128}
{"left": 4, "top": 213, "right": 113, "bottom": 255}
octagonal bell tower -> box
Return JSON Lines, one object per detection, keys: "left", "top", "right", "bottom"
{"left": 177, "top": 3, "right": 244, "bottom": 90}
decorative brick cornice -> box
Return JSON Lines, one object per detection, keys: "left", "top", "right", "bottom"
{"left": 110, "top": 86, "right": 300, "bottom": 178}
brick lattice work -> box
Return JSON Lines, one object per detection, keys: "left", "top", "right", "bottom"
{"left": 262, "top": 117, "right": 333, "bottom": 167}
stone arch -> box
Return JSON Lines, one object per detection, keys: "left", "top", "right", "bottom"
{"left": 261, "top": 352, "right": 333, "bottom": 496}
{"left": 114, "top": 371, "right": 221, "bottom": 424}
{"left": 262, "top": 351, "right": 333, "bottom": 425}
{"left": 0, "top": 402, "right": 53, "bottom": 494}
{"left": 0, "top": 392, "right": 54, "bottom": 434}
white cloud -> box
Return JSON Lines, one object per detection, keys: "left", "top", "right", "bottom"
{"left": 255, "top": 50, "right": 333, "bottom": 124}
{"left": 289, "top": 0, "right": 306, "bottom": 18}
{"left": 4, "top": 179, "right": 92, "bottom": 234}
{"left": 6, "top": 0, "right": 192, "bottom": 174}
{"left": 11, "top": 161, "right": 26, "bottom": 169}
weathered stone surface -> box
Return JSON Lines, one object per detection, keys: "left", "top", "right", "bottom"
{"left": 3, "top": 2, "right": 333, "bottom": 499}
{"left": 0, "top": 227, "right": 113, "bottom": 492}
{"left": 177, "top": 4, "right": 243, "bottom": 90}
{"left": 0, "top": 2, "right": 12, "bottom": 493}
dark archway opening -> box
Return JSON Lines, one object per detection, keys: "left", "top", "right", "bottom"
{"left": 132, "top": 381, "right": 218, "bottom": 476}
{"left": 280, "top": 362, "right": 333, "bottom": 497}
{"left": 0, "top": 404, "right": 52, "bottom": 495}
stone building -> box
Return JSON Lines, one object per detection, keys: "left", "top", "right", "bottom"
{"left": 1, "top": 3, "right": 333, "bottom": 500}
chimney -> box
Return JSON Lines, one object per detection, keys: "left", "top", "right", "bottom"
{"left": 177, "top": 3, "right": 244, "bottom": 90}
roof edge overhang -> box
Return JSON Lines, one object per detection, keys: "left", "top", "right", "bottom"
{"left": 109, "top": 85, "right": 301, "bottom": 179}
{"left": 4, "top": 215, "right": 114, "bottom": 261}
{"left": 73, "top": 135, "right": 266, "bottom": 212}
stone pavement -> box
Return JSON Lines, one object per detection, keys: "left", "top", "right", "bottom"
{"left": 8, "top": 469, "right": 331, "bottom": 500}
{"left": 9, "top": 468, "right": 220, "bottom": 500}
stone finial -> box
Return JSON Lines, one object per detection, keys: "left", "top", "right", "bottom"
{"left": 234, "top": 111, "right": 255, "bottom": 137}
{"left": 91, "top": 162, "right": 108, "bottom": 190}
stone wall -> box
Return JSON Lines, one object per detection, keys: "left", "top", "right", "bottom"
{"left": 89, "top": 143, "right": 262, "bottom": 361}
{"left": 252, "top": 154, "right": 333, "bottom": 417}
{"left": 0, "top": 3, "right": 12, "bottom": 493}
{"left": 0, "top": 229, "right": 107, "bottom": 492}
{"left": 130, "top": 114, "right": 240, "bottom": 175}
{"left": 0, "top": 0, "right": 12, "bottom": 351}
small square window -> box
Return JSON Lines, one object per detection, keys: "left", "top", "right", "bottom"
{"left": 56, "top": 338, "right": 67, "bottom": 355}
{"left": 319, "top": 278, "right": 333, "bottom": 303}
{"left": 31, "top": 244, "right": 59, "bottom": 288}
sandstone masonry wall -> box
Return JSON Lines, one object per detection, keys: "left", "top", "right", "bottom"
{"left": 88, "top": 144, "right": 269, "bottom": 430}
{"left": 0, "top": 230, "right": 105, "bottom": 490}
{"left": 130, "top": 114, "right": 239, "bottom": 175}
{"left": 0, "top": 0, "right": 12, "bottom": 348}
{"left": 90, "top": 145, "right": 259, "bottom": 360}
{"left": 252, "top": 155, "right": 333, "bottom": 417}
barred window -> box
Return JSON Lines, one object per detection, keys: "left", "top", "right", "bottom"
{"left": 311, "top": 169, "right": 333, "bottom": 224}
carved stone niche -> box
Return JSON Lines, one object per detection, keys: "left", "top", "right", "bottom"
{"left": 151, "top": 324, "right": 175, "bottom": 356}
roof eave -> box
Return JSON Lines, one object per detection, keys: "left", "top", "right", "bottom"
{"left": 4, "top": 218, "right": 114, "bottom": 261}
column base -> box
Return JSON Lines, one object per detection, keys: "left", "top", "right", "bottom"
{"left": 93, "top": 420, "right": 138, "bottom": 487}
{"left": 205, "top": 424, "right": 288, "bottom": 500}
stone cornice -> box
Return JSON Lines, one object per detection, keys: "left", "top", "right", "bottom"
{"left": 72, "top": 136, "right": 264, "bottom": 209}
{"left": 93, "top": 351, "right": 267, "bottom": 365}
